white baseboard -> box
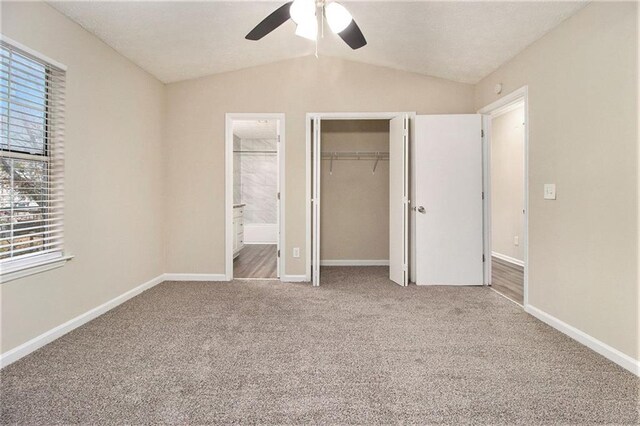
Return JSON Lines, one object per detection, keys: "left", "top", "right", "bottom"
{"left": 163, "top": 273, "right": 228, "bottom": 282}
{"left": 525, "top": 304, "right": 639, "bottom": 377}
{"left": 0, "top": 273, "right": 165, "bottom": 369}
{"left": 491, "top": 251, "right": 524, "bottom": 267}
{"left": 280, "top": 275, "right": 308, "bottom": 282}
{"left": 320, "top": 260, "right": 389, "bottom": 266}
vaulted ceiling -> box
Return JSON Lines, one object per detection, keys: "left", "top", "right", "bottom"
{"left": 49, "top": 1, "right": 587, "bottom": 84}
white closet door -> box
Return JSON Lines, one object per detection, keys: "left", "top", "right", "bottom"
{"left": 414, "top": 114, "right": 483, "bottom": 286}
{"left": 389, "top": 114, "right": 409, "bottom": 286}
{"left": 312, "top": 117, "right": 321, "bottom": 286}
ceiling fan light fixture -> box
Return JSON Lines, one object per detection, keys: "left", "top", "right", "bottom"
{"left": 325, "top": 2, "right": 352, "bottom": 34}
{"left": 290, "top": 0, "right": 315, "bottom": 25}
{"left": 295, "top": 16, "right": 318, "bottom": 40}
{"left": 246, "top": 0, "right": 366, "bottom": 50}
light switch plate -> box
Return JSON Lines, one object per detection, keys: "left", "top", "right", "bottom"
{"left": 544, "top": 184, "right": 556, "bottom": 200}
{"left": 293, "top": 247, "right": 300, "bottom": 258}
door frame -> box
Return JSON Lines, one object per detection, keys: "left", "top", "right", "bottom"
{"left": 478, "top": 86, "right": 529, "bottom": 306}
{"left": 225, "top": 113, "right": 286, "bottom": 281}
{"left": 304, "top": 112, "right": 415, "bottom": 284}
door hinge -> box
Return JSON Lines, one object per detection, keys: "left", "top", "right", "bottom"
{"left": 481, "top": 129, "right": 484, "bottom": 138}
{"left": 277, "top": 250, "right": 280, "bottom": 258}
{"left": 482, "top": 192, "right": 485, "bottom": 200}
{"left": 277, "top": 192, "right": 280, "bottom": 200}
{"left": 482, "top": 254, "right": 486, "bottom": 262}
{"left": 277, "top": 135, "right": 281, "bottom": 143}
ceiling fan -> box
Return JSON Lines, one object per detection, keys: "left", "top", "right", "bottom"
{"left": 246, "top": 0, "right": 367, "bottom": 50}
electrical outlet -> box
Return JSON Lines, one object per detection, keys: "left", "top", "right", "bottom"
{"left": 514, "top": 236, "right": 519, "bottom": 246}
{"left": 293, "top": 247, "right": 300, "bottom": 258}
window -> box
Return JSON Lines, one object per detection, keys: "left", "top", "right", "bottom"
{"left": 0, "top": 40, "right": 66, "bottom": 278}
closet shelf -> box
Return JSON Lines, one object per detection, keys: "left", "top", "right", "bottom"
{"left": 321, "top": 151, "right": 390, "bottom": 174}
{"left": 320, "top": 151, "right": 389, "bottom": 159}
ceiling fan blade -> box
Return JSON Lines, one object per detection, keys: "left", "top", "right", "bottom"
{"left": 338, "top": 19, "right": 367, "bottom": 50}
{"left": 246, "top": 2, "right": 293, "bottom": 41}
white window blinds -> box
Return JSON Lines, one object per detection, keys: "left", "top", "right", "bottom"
{"left": 0, "top": 40, "right": 66, "bottom": 273}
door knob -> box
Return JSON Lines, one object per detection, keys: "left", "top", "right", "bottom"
{"left": 417, "top": 206, "right": 426, "bottom": 214}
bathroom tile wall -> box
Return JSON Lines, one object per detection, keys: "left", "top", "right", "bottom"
{"left": 233, "top": 135, "right": 242, "bottom": 204}
{"left": 236, "top": 138, "right": 277, "bottom": 224}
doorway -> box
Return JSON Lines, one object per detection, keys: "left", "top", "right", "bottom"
{"left": 225, "top": 114, "right": 285, "bottom": 280}
{"left": 320, "top": 120, "right": 390, "bottom": 267}
{"left": 306, "top": 112, "right": 411, "bottom": 287}
{"left": 479, "top": 87, "right": 529, "bottom": 306}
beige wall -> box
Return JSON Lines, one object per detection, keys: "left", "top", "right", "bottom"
{"left": 164, "top": 56, "right": 475, "bottom": 276}
{"left": 476, "top": 2, "right": 638, "bottom": 359}
{"left": 0, "top": 2, "right": 166, "bottom": 352}
{"left": 491, "top": 105, "right": 525, "bottom": 262}
{"left": 3, "top": 0, "right": 636, "bottom": 368}
{"left": 320, "top": 120, "right": 389, "bottom": 261}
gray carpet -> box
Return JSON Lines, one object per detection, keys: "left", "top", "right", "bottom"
{"left": 1, "top": 266, "right": 638, "bottom": 425}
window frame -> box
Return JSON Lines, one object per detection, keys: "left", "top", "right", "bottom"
{"left": 0, "top": 36, "right": 71, "bottom": 283}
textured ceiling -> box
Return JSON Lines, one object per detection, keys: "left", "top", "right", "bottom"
{"left": 49, "top": 1, "right": 587, "bottom": 84}
{"left": 233, "top": 120, "right": 278, "bottom": 140}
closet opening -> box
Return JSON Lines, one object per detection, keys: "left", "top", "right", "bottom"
{"left": 320, "top": 120, "right": 390, "bottom": 282}
{"left": 225, "top": 114, "right": 285, "bottom": 280}
{"left": 307, "top": 112, "right": 411, "bottom": 287}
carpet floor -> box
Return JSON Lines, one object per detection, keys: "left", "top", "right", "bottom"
{"left": 1, "top": 266, "right": 638, "bottom": 425}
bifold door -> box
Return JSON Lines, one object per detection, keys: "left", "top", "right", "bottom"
{"left": 311, "top": 117, "right": 321, "bottom": 286}
{"left": 389, "top": 115, "right": 409, "bottom": 286}
{"left": 276, "top": 121, "right": 281, "bottom": 278}
{"left": 414, "top": 115, "right": 484, "bottom": 286}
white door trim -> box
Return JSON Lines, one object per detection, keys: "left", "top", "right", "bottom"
{"left": 225, "top": 113, "right": 285, "bottom": 281}
{"left": 478, "top": 86, "right": 529, "bottom": 306}
{"left": 305, "top": 112, "right": 416, "bottom": 283}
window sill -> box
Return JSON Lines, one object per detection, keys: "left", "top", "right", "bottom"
{"left": 1, "top": 254, "right": 74, "bottom": 284}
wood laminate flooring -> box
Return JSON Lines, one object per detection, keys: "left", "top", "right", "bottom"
{"left": 491, "top": 256, "right": 524, "bottom": 305}
{"left": 234, "top": 244, "right": 277, "bottom": 279}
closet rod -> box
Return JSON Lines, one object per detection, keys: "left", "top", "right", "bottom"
{"left": 320, "top": 151, "right": 389, "bottom": 158}
{"left": 321, "top": 151, "right": 389, "bottom": 174}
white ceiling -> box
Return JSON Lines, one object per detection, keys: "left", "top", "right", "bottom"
{"left": 233, "top": 119, "right": 278, "bottom": 139}
{"left": 49, "top": 1, "right": 587, "bottom": 84}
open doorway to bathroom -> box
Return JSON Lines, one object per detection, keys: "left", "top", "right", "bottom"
{"left": 226, "top": 114, "right": 284, "bottom": 280}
